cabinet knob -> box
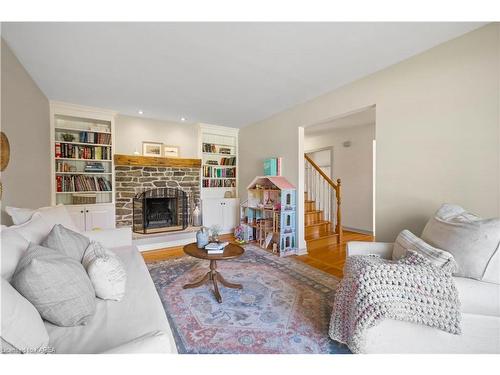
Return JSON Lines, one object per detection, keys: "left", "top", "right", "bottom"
{"left": 80, "top": 210, "right": 84, "bottom": 214}
{"left": 86, "top": 210, "right": 89, "bottom": 213}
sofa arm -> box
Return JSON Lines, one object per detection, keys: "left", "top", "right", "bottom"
{"left": 83, "top": 227, "right": 132, "bottom": 248}
{"left": 346, "top": 241, "right": 394, "bottom": 259}
{"left": 101, "top": 331, "right": 175, "bottom": 354}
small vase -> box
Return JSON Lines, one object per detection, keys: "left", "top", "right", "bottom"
{"left": 196, "top": 227, "right": 209, "bottom": 248}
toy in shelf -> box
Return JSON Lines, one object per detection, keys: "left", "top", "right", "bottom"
{"left": 241, "top": 176, "right": 297, "bottom": 257}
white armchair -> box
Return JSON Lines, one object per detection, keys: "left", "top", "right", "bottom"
{"left": 344, "top": 240, "right": 500, "bottom": 353}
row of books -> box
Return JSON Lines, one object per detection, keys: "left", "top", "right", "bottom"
{"left": 56, "top": 175, "right": 112, "bottom": 192}
{"left": 55, "top": 143, "right": 111, "bottom": 160}
{"left": 219, "top": 156, "right": 236, "bottom": 166}
{"left": 55, "top": 161, "right": 106, "bottom": 173}
{"left": 202, "top": 178, "right": 236, "bottom": 188}
{"left": 78, "top": 131, "right": 111, "bottom": 145}
{"left": 202, "top": 166, "right": 236, "bottom": 178}
{"left": 202, "top": 143, "right": 233, "bottom": 154}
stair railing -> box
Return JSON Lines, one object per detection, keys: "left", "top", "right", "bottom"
{"left": 304, "top": 154, "right": 342, "bottom": 243}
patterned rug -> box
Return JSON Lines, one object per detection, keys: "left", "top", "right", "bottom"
{"left": 147, "top": 244, "right": 350, "bottom": 354}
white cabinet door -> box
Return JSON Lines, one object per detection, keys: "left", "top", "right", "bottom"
{"left": 84, "top": 204, "right": 116, "bottom": 231}
{"left": 66, "top": 205, "right": 86, "bottom": 232}
{"left": 202, "top": 199, "right": 223, "bottom": 229}
{"left": 221, "top": 199, "right": 239, "bottom": 233}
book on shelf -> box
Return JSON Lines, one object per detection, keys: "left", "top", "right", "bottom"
{"left": 78, "top": 131, "right": 111, "bottom": 145}
{"left": 203, "top": 165, "right": 236, "bottom": 178}
{"left": 56, "top": 175, "right": 112, "bottom": 192}
{"left": 55, "top": 143, "right": 111, "bottom": 160}
{"left": 202, "top": 179, "right": 236, "bottom": 188}
{"left": 220, "top": 156, "right": 236, "bottom": 166}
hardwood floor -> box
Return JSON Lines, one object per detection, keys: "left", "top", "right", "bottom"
{"left": 141, "top": 230, "right": 374, "bottom": 279}
{"left": 296, "top": 230, "right": 374, "bottom": 278}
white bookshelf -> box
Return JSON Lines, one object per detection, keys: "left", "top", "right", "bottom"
{"left": 50, "top": 102, "right": 117, "bottom": 231}
{"left": 198, "top": 124, "right": 239, "bottom": 199}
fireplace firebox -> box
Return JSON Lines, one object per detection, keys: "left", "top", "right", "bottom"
{"left": 133, "top": 188, "right": 188, "bottom": 234}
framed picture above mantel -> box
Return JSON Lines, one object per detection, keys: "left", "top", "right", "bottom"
{"left": 142, "top": 141, "right": 163, "bottom": 157}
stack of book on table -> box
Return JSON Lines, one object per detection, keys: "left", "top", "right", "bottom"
{"left": 204, "top": 242, "right": 229, "bottom": 254}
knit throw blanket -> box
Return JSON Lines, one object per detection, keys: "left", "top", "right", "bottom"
{"left": 329, "top": 252, "right": 461, "bottom": 353}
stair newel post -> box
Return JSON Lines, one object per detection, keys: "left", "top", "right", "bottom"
{"left": 336, "top": 178, "right": 342, "bottom": 244}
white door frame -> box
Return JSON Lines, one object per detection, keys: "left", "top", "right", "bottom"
{"left": 298, "top": 104, "right": 377, "bottom": 251}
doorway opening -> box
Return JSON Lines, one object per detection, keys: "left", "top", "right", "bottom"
{"left": 298, "top": 105, "right": 376, "bottom": 253}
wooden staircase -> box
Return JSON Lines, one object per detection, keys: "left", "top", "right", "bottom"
{"left": 304, "top": 154, "right": 342, "bottom": 251}
{"left": 304, "top": 192, "right": 340, "bottom": 250}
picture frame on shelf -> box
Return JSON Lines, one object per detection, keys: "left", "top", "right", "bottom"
{"left": 164, "top": 145, "right": 179, "bottom": 158}
{"left": 142, "top": 141, "right": 163, "bottom": 157}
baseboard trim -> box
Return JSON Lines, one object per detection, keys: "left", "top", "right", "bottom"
{"left": 343, "top": 226, "right": 374, "bottom": 236}
{"left": 297, "top": 247, "right": 308, "bottom": 256}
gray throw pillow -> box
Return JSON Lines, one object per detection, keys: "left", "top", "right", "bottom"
{"left": 42, "top": 224, "right": 89, "bottom": 262}
{"left": 421, "top": 204, "right": 500, "bottom": 280}
{"left": 12, "top": 243, "right": 96, "bottom": 327}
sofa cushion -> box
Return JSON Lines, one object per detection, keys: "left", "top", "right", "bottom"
{"left": 42, "top": 224, "right": 90, "bottom": 262}
{"left": 43, "top": 245, "right": 176, "bottom": 353}
{"left": 12, "top": 243, "right": 96, "bottom": 327}
{"left": 82, "top": 241, "right": 127, "bottom": 301}
{"left": 392, "top": 229, "right": 457, "bottom": 271}
{"left": 1, "top": 277, "right": 50, "bottom": 353}
{"left": 5, "top": 206, "right": 35, "bottom": 225}
{"left": 5, "top": 205, "right": 78, "bottom": 232}
{"left": 10, "top": 212, "right": 52, "bottom": 245}
{"left": 102, "top": 331, "right": 172, "bottom": 354}
{"left": 0, "top": 228, "right": 29, "bottom": 281}
{"left": 421, "top": 204, "right": 500, "bottom": 281}
{"left": 454, "top": 277, "right": 500, "bottom": 317}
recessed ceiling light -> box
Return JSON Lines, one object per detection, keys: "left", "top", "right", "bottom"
{"left": 138, "top": 110, "right": 144, "bottom": 115}
{"left": 181, "top": 117, "right": 186, "bottom": 122}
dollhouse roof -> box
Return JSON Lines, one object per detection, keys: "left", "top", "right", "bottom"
{"left": 246, "top": 176, "right": 296, "bottom": 190}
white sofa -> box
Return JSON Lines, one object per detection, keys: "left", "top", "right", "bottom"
{"left": 346, "top": 241, "right": 500, "bottom": 354}
{"left": 1, "top": 209, "right": 177, "bottom": 354}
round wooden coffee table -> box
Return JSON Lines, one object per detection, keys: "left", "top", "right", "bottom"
{"left": 183, "top": 242, "right": 244, "bottom": 303}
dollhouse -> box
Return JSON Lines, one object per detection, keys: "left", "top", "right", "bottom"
{"left": 240, "top": 176, "right": 297, "bottom": 256}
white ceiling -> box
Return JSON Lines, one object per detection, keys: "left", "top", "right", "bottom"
{"left": 305, "top": 106, "right": 376, "bottom": 135}
{"left": 1, "top": 22, "right": 486, "bottom": 127}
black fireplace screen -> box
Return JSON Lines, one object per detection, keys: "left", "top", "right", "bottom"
{"left": 133, "top": 188, "right": 188, "bottom": 234}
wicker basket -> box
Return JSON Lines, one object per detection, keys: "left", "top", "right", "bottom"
{"left": 72, "top": 193, "right": 97, "bottom": 205}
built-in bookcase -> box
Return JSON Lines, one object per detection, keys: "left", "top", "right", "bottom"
{"left": 50, "top": 102, "right": 116, "bottom": 231}
{"left": 199, "top": 124, "right": 239, "bottom": 199}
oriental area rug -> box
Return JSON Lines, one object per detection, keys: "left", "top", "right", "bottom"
{"left": 146, "top": 244, "right": 350, "bottom": 354}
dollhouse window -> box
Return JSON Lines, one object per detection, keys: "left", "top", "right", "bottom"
{"left": 286, "top": 193, "right": 291, "bottom": 205}
{"left": 286, "top": 215, "right": 291, "bottom": 226}
{"left": 285, "top": 237, "right": 291, "bottom": 248}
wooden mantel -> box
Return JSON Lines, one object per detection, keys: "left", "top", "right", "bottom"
{"left": 114, "top": 154, "right": 201, "bottom": 168}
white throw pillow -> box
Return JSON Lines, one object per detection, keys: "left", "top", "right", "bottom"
{"left": 421, "top": 204, "right": 500, "bottom": 281}
{"left": 0, "top": 228, "right": 30, "bottom": 281}
{"left": 37, "top": 205, "right": 79, "bottom": 232}
{"left": 10, "top": 212, "right": 52, "bottom": 245}
{"left": 82, "top": 241, "right": 127, "bottom": 301}
{"left": 5, "top": 205, "right": 78, "bottom": 232}
{"left": 5, "top": 206, "right": 35, "bottom": 225}
{"left": 393, "top": 229, "right": 457, "bottom": 271}
{"left": 1, "top": 278, "right": 50, "bottom": 353}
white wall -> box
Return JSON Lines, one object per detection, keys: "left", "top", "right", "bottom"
{"left": 115, "top": 115, "right": 199, "bottom": 158}
{"left": 305, "top": 123, "right": 375, "bottom": 233}
{"left": 240, "top": 23, "right": 500, "bottom": 244}
{"left": 1, "top": 39, "right": 50, "bottom": 225}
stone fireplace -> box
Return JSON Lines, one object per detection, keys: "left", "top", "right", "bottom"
{"left": 114, "top": 155, "right": 201, "bottom": 228}
{"left": 133, "top": 187, "right": 188, "bottom": 233}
